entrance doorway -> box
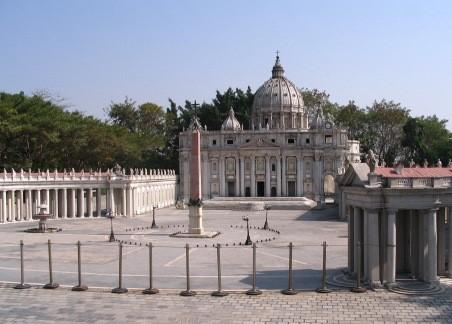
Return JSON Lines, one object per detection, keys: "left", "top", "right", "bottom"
{"left": 288, "top": 181, "right": 296, "bottom": 197}
{"left": 257, "top": 182, "right": 265, "bottom": 197}
{"left": 245, "top": 187, "right": 251, "bottom": 197}
{"left": 227, "top": 182, "right": 235, "bottom": 197}
{"left": 271, "top": 187, "right": 277, "bottom": 197}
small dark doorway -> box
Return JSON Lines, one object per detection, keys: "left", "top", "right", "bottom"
{"left": 227, "top": 182, "right": 235, "bottom": 197}
{"left": 271, "top": 187, "right": 277, "bottom": 197}
{"left": 257, "top": 182, "right": 265, "bottom": 197}
{"left": 288, "top": 181, "right": 296, "bottom": 197}
{"left": 245, "top": 187, "right": 251, "bottom": 197}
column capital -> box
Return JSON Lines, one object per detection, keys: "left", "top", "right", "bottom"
{"left": 386, "top": 208, "right": 398, "bottom": 215}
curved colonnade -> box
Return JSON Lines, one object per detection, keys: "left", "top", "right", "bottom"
{"left": 0, "top": 169, "right": 178, "bottom": 223}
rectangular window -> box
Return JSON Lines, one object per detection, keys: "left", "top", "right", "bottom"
{"left": 325, "top": 135, "right": 333, "bottom": 144}
{"left": 288, "top": 138, "right": 295, "bottom": 144}
{"left": 226, "top": 139, "right": 234, "bottom": 145}
{"left": 271, "top": 139, "right": 276, "bottom": 143}
{"left": 305, "top": 138, "right": 310, "bottom": 144}
{"left": 271, "top": 164, "right": 276, "bottom": 172}
{"left": 246, "top": 139, "right": 250, "bottom": 143}
{"left": 212, "top": 139, "right": 217, "bottom": 145}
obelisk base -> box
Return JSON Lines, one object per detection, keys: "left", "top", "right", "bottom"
{"left": 188, "top": 205, "right": 203, "bottom": 234}
{"left": 171, "top": 205, "right": 220, "bottom": 238}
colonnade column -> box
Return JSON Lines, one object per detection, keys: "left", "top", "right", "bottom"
{"left": 126, "top": 187, "right": 133, "bottom": 218}
{"left": 61, "top": 188, "right": 67, "bottom": 219}
{"left": 425, "top": 208, "right": 438, "bottom": 283}
{"left": 239, "top": 157, "right": 245, "bottom": 197}
{"left": 385, "top": 209, "right": 397, "bottom": 286}
{"left": 44, "top": 189, "right": 50, "bottom": 213}
{"left": 281, "top": 156, "right": 286, "bottom": 196}
{"left": 26, "top": 190, "right": 32, "bottom": 220}
{"left": 53, "top": 189, "right": 59, "bottom": 219}
{"left": 70, "top": 189, "right": 76, "bottom": 218}
{"left": 122, "top": 188, "right": 127, "bottom": 216}
{"left": 96, "top": 188, "right": 102, "bottom": 217}
{"left": 250, "top": 155, "right": 256, "bottom": 197}
{"left": 78, "top": 188, "right": 84, "bottom": 217}
{"left": 87, "top": 188, "right": 93, "bottom": 217}
{"left": 276, "top": 156, "right": 281, "bottom": 196}
{"left": 437, "top": 208, "right": 446, "bottom": 275}
{"left": 366, "top": 208, "right": 380, "bottom": 287}
{"left": 353, "top": 207, "right": 362, "bottom": 275}
{"left": 265, "top": 155, "right": 270, "bottom": 197}
{"left": 18, "top": 190, "right": 23, "bottom": 221}
{"left": 348, "top": 206, "right": 354, "bottom": 273}
{"left": 9, "top": 191, "right": 14, "bottom": 222}
{"left": 36, "top": 190, "right": 41, "bottom": 213}
{"left": 448, "top": 207, "right": 452, "bottom": 278}
{"left": 235, "top": 157, "right": 240, "bottom": 197}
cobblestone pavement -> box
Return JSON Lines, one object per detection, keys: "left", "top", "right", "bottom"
{"left": 1, "top": 283, "right": 452, "bottom": 324}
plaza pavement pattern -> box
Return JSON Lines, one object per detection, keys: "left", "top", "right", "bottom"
{"left": 1, "top": 283, "right": 452, "bottom": 323}
{"left": 1, "top": 207, "right": 452, "bottom": 323}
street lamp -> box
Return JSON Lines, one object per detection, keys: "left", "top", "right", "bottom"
{"left": 242, "top": 216, "right": 252, "bottom": 245}
{"left": 263, "top": 206, "right": 270, "bottom": 230}
{"left": 151, "top": 206, "right": 157, "bottom": 229}
{"left": 102, "top": 208, "right": 116, "bottom": 242}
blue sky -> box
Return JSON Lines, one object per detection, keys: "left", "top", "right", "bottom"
{"left": 1, "top": 1, "right": 451, "bottom": 129}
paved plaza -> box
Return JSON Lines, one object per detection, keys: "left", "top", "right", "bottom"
{"left": 1, "top": 207, "right": 452, "bottom": 323}
{"left": 1, "top": 283, "right": 452, "bottom": 323}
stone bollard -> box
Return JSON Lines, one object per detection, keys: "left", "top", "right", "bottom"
{"left": 246, "top": 243, "right": 262, "bottom": 295}
{"left": 212, "top": 244, "right": 228, "bottom": 297}
{"left": 112, "top": 242, "right": 128, "bottom": 293}
{"left": 143, "top": 243, "right": 159, "bottom": 294}
{"left": 180, "top": 244, "right": 196, "bottom": 296}
{"left": 43, "top": 240, "right": 59, "bottom": 289}
{"left": 282, "top": 242, "right": 297, "bottom": 295}
{"left": 72, "top": 241, "right": 88, "bottom": 291}
{"left": 14, "top": 240, "right": 31, "bottom": 289}
{"left": 316, "top": 241, "right": 331, "bottom": 293}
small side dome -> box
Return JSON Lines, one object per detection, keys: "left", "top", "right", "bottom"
{"left": 221, "top": 107, "right": 241, "bottom": 131}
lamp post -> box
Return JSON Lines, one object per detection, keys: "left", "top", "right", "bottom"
{"left": 242, "top": 216, "right": 252, "bottom": 245}
{"left": 102, "top": 208, "right": 116, "bottom": 242}
{"left": 263, "top": 206, "right": 270, "bottom": 230}
{"left": 151, "top": 206, "right": 157, "bottom": 229}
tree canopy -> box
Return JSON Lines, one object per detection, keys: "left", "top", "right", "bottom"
{"left": 1, "top": 87, "right": 451, "bottom": 172}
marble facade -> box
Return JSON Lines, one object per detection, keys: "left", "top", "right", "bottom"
{"left": 179, "top": 56, "right": 360, "bottom": 202}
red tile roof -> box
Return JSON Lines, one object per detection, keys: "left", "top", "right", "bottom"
{"left": 375, "top": 167, "right": 452, "bottom": 178}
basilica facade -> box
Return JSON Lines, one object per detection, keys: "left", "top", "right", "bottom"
{"left": 179, "top": 56, "right": 360, "bottom": 202}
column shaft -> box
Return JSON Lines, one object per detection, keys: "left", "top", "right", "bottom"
{"left": 235, "top": 157, "right": 240, "bottom": 197}
{"left": 448, "top": 207, "right": 452, "bottom": 277}
{"left": 87, "top": 188, "right": 93, "bottom": 217}
{"left": 425, "top": 208, "right": 438, "bottom": 283}
{"left": 366, "top": 209, "right": 380, "bottom": 287}
{"left": 385, "top": 209, "right": 396, "bottom": 285}
{"left": 276, "top": 156, "right": 281, "bottom": 196}
{"left": 96, "top": 188, "right": 102, "bottom": 217}
{"left": 265, "top": 156, "right": 270, "bottom": 197}
{"left": 281, "top": 156, "right": 286, "bottom": 196}
{"left": 250, "top": 156, "right": 256, "bottom": 196}
{"left": 239, "top": 157, "right": 245, "bottom": 197}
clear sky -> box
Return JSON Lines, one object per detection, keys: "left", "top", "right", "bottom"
{"left": 1, "top": 0, "right": 452, "bottom": 129}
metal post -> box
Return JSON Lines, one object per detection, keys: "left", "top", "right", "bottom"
{"left": 180, "top": 244, "right": 196, "bottom": 296}
{"left": 246, "top": 243, "right": 262, "bottom": 295}
{"left": 263, "top": 208, "right": 269, "bottom": 230}
{"left": 212, "top": 244, "right": 228, "bottom": 297}
{"left": 43, "top": 239, "right": 59, "bottom": 289}
{"left": 112, "top": 242, "right": 128, "bottom": 293}
{"left": 351, "top": 241, "right": 366, "bottom": 293}
{"left": 143, "top": 243, "right": 159, "bottom": 294}
{"left": 72, "top": 241, "right": 88, "bottom": 291}
{"left": 316, "top": 241, "right": 331, "bottom": 293}
{"left": 151, "top": 206, "right": 157, "bottom": 228}
{"left": 282, "top": 242, "right": 297, "bottom": 295}
{"left": 14, "top": 240, "right": 31, "bottom": 289}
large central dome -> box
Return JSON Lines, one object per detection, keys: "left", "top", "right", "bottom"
{"left": 251, "top": 55, "right": 308, "bottom": 130}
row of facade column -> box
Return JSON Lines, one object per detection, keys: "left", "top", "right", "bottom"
{"left": 348, "top": 206, "right": 452, "bottom": 287}
{"left": 214, "top": 155, "right": 325, "bottom": 198}
{"left": 0, "top": 183, "right": 177, "bottom": 223}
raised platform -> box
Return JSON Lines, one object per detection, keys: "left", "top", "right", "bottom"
{"left": 203, "top": 196, "right": 317, "bottom": 210}
{"left": 170, "top": 231, "right": 220, "bottom": 238}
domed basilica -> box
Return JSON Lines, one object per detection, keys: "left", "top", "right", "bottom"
{"left": 179, "top": 55, "right": 360, "bottom": 202}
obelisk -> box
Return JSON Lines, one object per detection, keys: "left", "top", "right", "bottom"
{"left": 188, "top": 122, "right": 203, "bottom": 234}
